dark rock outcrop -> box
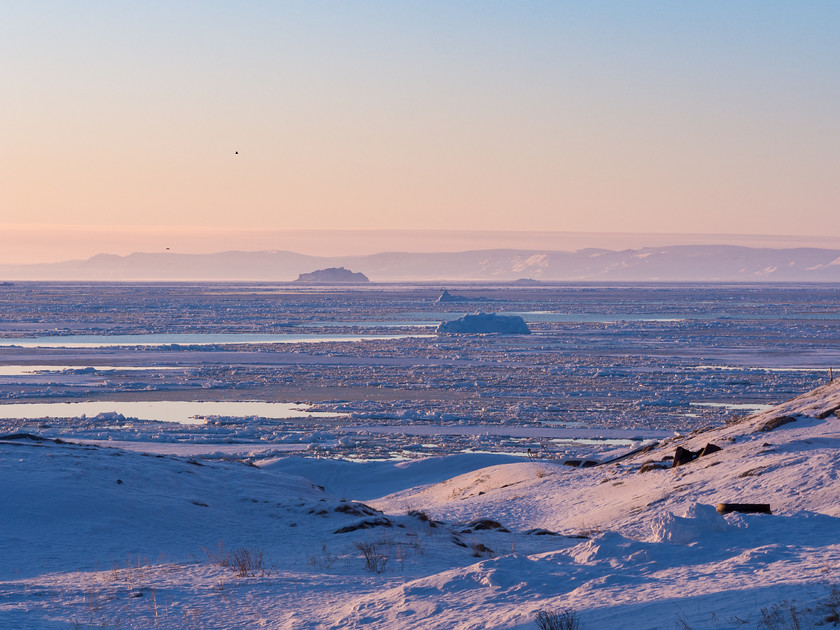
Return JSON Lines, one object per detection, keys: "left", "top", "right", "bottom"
{"left": 563, "top": 459, "right": 600, "bottom": 468}
{"left": 759, "top": 415, "right": 798, "bottom": 432}
{"left": 717, "top": 503, "right": 772, "bottom": 515}
{"left": 460, "top": 518, "right": 510, "bottom": 534}
{"left": 639, "top": 460, "right": 671, "bottom": 473}
{"left": 333, "top": 517, "right": 392, "bottom": 534}
{"left": 699, "top": 443, "right": 722, "bottom": 457}
{"left": 673, "top": 443, "right": 722, "bottom": 468}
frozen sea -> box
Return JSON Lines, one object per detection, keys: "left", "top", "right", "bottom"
{"left": 0, "top": 281, "right": 838, "bottom": 460}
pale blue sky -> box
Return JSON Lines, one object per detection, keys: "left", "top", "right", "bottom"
{"left": 2, "top": 2, "right": 838, "bottom": 260}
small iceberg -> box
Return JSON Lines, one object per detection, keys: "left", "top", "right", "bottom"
{"left": 436, "top": 290, "right": 490, "bottom": 303}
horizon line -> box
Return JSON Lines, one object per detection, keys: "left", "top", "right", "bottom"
{"left": 2, "top": 226, "right": 840, "bottom": 266}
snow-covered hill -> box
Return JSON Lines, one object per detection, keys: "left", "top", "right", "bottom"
{"left": 2, "top": 380, "right": 840, "bottom": 628}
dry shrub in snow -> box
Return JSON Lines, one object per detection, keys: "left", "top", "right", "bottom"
{"left": 230, "top": 547, "right": 267, "bottom": 577}
{"left": 206, "top": 543, "right": 268, "bottom": 577}
{"left": 405, "top": 530, "right": 426, "bottom": 555}
{"left": 354, "top": 541, "right": 388, "bottom": 573}
{"left": 407, "top": 509, "right": 430, "bottom": 522}
{"left": 758, "top": 600, "right": 803, "bottom": 629}
{"left": 823, "top": 584, "right": 840, "bottom": 624}
{"left": 309, "top": 543, "right": 338, "bottom": 569}
{"left": 534, "top": 608, "right": 582, "bottom": 630}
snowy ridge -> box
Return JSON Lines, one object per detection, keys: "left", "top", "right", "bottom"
{"left": 2, "top": 380, "right": 840, "bottom": 628}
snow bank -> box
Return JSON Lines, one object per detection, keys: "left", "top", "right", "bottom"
{"left": 648, "top": 503, "right": 729, "bottom": 544}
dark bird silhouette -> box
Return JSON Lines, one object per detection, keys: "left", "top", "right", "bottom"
{"left": 234, "top": 151, "right": 239, "bottom": 155}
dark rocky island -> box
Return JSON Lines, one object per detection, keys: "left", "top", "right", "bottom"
{"left": 294, "top": 267, "right": 370, "bottom": 284}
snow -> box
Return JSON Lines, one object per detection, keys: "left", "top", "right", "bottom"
{"left": 3, "top": 381, "right": 840, "bottom": 628}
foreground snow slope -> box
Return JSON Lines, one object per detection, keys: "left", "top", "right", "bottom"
{"left": 373, "top": 379, "right": 840, "bottom": 536}
{"left": 2, "top": 379, "right": 840, "bottom": 628}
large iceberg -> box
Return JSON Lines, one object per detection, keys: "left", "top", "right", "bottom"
{"left": 436, "top": 312, "right": 531, "bottom": 334}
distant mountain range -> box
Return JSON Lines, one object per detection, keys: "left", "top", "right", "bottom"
{"left": 2, "top": 245, "right": 840, "bottom": 282}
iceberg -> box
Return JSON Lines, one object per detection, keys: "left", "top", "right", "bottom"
{"left": 436, "top": 312, "right": 531, "bottom": 334}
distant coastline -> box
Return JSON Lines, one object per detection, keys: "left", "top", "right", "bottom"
{"left": 2, "top": 244, "right": 840, "bottom": 282}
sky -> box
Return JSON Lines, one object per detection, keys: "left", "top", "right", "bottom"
{"left": 2, "top": 1, "right": 839, "bottom": 262}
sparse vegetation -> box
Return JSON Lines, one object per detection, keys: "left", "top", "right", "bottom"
{"left": 673, "top": 608, "right": 693, "bottom": 629}
{"left": 822, "top": 584, "right": 840, "bottom": 625}
{"left": 354, "top": 541, "right": 389, "bottom": 573}
{"left": 65, "top": 559, "right": 210, "bottom": 629}
{"left": 669, "top": 589, "right": 840, "bottom": 629}
{"left": 230, "top": 547, "right": 267, "bottom": 577}
{"left": 405, "top": 530, "right": 426, "bottom": 555}
{"left": 205, "top": 542, "right": 269, "bottom": 577}
{"left": 534, "top": 608, "right": 583, "bottom": 630}
{"left": 757, "top": 600, "right": 803, "bottom": 629}
{"left": 309, "top": 543, "right": 338, "bottom": 569}
{"left": 408, "top": 509, "right": 431, "bottom": 522}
